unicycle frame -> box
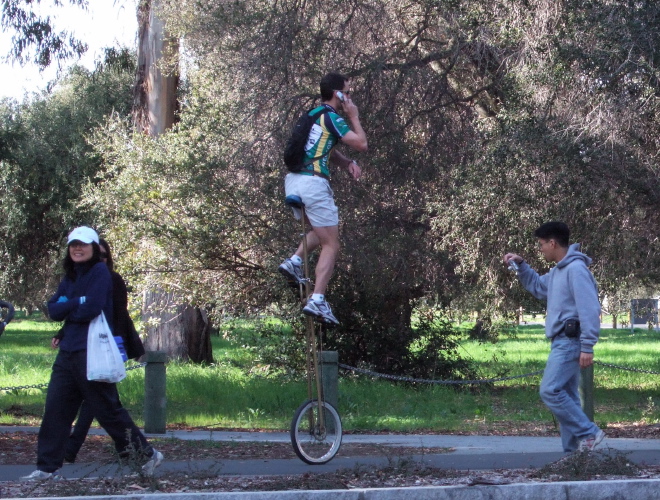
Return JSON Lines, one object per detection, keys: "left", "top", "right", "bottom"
{"left": 288, "top": 202, "right": 342, "bottom": 464}
{"left": 299, "top": 207, "right": 326, "bottom": 430}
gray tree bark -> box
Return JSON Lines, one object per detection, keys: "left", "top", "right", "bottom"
{"left": 141, "top": 290, "right": 213, "bottom": 363}
{"left": 134, "top": 0, "right": 179, "bottom": 135}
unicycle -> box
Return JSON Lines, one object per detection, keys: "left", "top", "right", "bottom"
{"left": 0, "top": 300, "right": 15, "bottom": 336}
{"left": 284, "top": 195, "right": 342, "bottom": 465}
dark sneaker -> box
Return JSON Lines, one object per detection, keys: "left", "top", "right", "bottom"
{"left": 142, "top": 449, "right": 164, "bottom": 476}
{"left": 278, "top": 258, "right": 304, "bottom": 289}
{"left": 20, "top": 469, "right": 60, "bottom": 481}
{"left": 303, "top": 298, "right": 339, "bottom": 326}
{"left": 578, "top": 429, "right": 606, "bottom": 451}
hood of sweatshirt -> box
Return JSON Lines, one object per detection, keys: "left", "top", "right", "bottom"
{"left": 556, "top": 243, "right": 592, "bottom": 269}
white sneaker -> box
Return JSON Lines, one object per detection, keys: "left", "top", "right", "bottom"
{"left": 278, "top": 258, "right": 304, "bottom": 288}
{"left": 303, "top": 298, "right": 339, "bottom": 326}
{"left": 142, "top": 449, "right": 164, "bottom": 476}
{"left": 578, "top": 429, "right": 606, "bottom": 451}
{"left": 20, "top": 469, "right": 60, "bottom": 481}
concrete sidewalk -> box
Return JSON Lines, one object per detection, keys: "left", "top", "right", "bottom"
{"left": 2, "top": 426, "right": 659, "bottom": 499}
{"left": 4, "top": 424, "right": 660, "bottom": 457}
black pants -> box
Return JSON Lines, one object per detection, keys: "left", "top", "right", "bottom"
{"left": 37, "top": 350, "right": 152, "bottom": 472}
{"left": 64, "top": 398, "right": 129, "bottom": 461}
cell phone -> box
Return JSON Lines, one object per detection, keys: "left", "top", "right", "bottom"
{"left": 336, "top": 91, "right": 345, "bottom": 102}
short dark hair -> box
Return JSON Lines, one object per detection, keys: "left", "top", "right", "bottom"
{"left": 534, "top": 221, "right": 570, "bottom": 247}
{"left": 320, "top": 73, "right": 348, "bottom": 101}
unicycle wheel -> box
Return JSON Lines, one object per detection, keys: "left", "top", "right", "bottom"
{"left": 290, "top": 399, "right": 342, "bottom": 464}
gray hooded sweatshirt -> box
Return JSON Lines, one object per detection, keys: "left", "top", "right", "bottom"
{"left": 517, "top": 243, "right": 601, "bottom": 353}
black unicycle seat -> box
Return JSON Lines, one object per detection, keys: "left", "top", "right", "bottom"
{"left": 285, "top": 195, "right": 304, "bottom": 209}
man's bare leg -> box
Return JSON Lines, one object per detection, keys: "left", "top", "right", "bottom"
{"left": 295, "top": 229, "right": 321, "bottom": 259}
{"left": 307, "top": 225, "right": 339, "bottom": 295}
{"left": 293, "top": 225, "right": 339, "bottom": 294}
{"left": 295, "top": 225, "right": 340, "bottom": 325}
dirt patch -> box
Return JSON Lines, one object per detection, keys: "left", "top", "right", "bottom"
{"left": 3, "top": 454, "right": 660, "bottom": 498}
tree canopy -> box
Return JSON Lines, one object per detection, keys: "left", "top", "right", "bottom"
{"left": 1, "top": 0, "right": 658, "bottom": 375}
{"left": 78, "top": 0, "right": 660, "bottom": 374}
{"left": 0, "top": 48, "right": 136, "bottom": 311}
{"left": 2, "top": 0, "right": 88, "bottom": 68}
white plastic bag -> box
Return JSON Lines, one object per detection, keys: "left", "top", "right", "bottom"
{"left": 87, "top": 312, "right": 126, "bottom": 383}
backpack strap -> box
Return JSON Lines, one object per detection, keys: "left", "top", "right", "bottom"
{"left": 300, "top": 108, "right": 332, "bottom": 171}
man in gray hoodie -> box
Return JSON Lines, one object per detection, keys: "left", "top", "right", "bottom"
{"left": 504, "top": 221, "right": 605, "bottom": 452}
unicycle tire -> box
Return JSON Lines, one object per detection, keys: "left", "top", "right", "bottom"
{"left": 290, "top": 399, "right": 342, "bottom": 464}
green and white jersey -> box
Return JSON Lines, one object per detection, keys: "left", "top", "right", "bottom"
{"left": 301, "top": 104, "right": 351, "bottom": 179}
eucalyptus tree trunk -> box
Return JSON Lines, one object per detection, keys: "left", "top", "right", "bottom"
{"left": 134, "top": 0, "right": 213, "bottom": 362}
{"left": 134, "top": 0, "right": 179, "bottom": 135}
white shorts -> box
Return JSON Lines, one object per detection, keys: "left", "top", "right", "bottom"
{"left": 284, "top": 173, "right": 339, "bottom": 227}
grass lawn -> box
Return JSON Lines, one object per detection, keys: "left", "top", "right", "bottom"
{"left": 0, "top": 314, "right": 658, "bottom": 433}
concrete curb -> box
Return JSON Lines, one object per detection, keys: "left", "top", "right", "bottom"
{"left": 16, "top": 479, "right": 660, "bottom": 500}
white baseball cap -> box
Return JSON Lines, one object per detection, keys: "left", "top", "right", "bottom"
{"left": 67, "top": 226, "right": 99, "bottom": 245}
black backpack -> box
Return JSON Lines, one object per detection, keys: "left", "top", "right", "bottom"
{"left": 283, "top": 107, "right": 330, "bottom": 172}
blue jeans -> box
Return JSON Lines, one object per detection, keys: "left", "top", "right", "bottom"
{"left": 540, "top": 335, "right": 600, "bottom": 452}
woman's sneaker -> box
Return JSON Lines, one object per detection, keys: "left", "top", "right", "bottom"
{"left": 278, "top": 258, "right": 304, "bottom": 289}
{"left": 20, "top": 469, "right": 60, "bottom": 481}
{"left": 142, "top": 449, "right": 164, "bottom": 476}
{"left": 303, "top": 298, "right": 339, "bottom": 326}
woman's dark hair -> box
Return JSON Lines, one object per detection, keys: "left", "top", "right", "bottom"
{"left": 534, "top": 221, "right": 570, "bottom": 247}
{"left": 99, "top": 238, "right": 114, "bottom": 272}
{"left": 63, "top": 242, "right": 102, "bottom": 280}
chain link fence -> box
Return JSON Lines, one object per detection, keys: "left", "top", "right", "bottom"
{"left": 338, "top": 360, "right": 660, "bottom": 386}
{"left": 1, "top": 359, "right": 658, "bottom": 394}
{"left": 593, "top": 360, "right": 660, "bottom": 376}
{"left": 0, "top": 362, "right": 146, "bottom": 393}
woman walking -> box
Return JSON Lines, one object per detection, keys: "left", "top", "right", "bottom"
{"left": 60, "top": 238, "right": 146, "bottom": 463}
{"left": 21, "top": 227, "right": 163, "bottom": 480}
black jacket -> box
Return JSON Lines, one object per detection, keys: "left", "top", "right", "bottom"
{"left": 109, "top": 271, "right": 145, "bottom": 360}
{"left": 54, "top": 270, "right": 145, "bottom": 360}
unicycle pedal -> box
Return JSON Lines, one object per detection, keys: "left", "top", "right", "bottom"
{"left": 278, "top": 266, "right": 313, "bottom": 297}
{"left": 314, "top": 316, "right": 338, "bottom": 328}
{"left": 280, "top": 273, "right": 302, "bottom": 294}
